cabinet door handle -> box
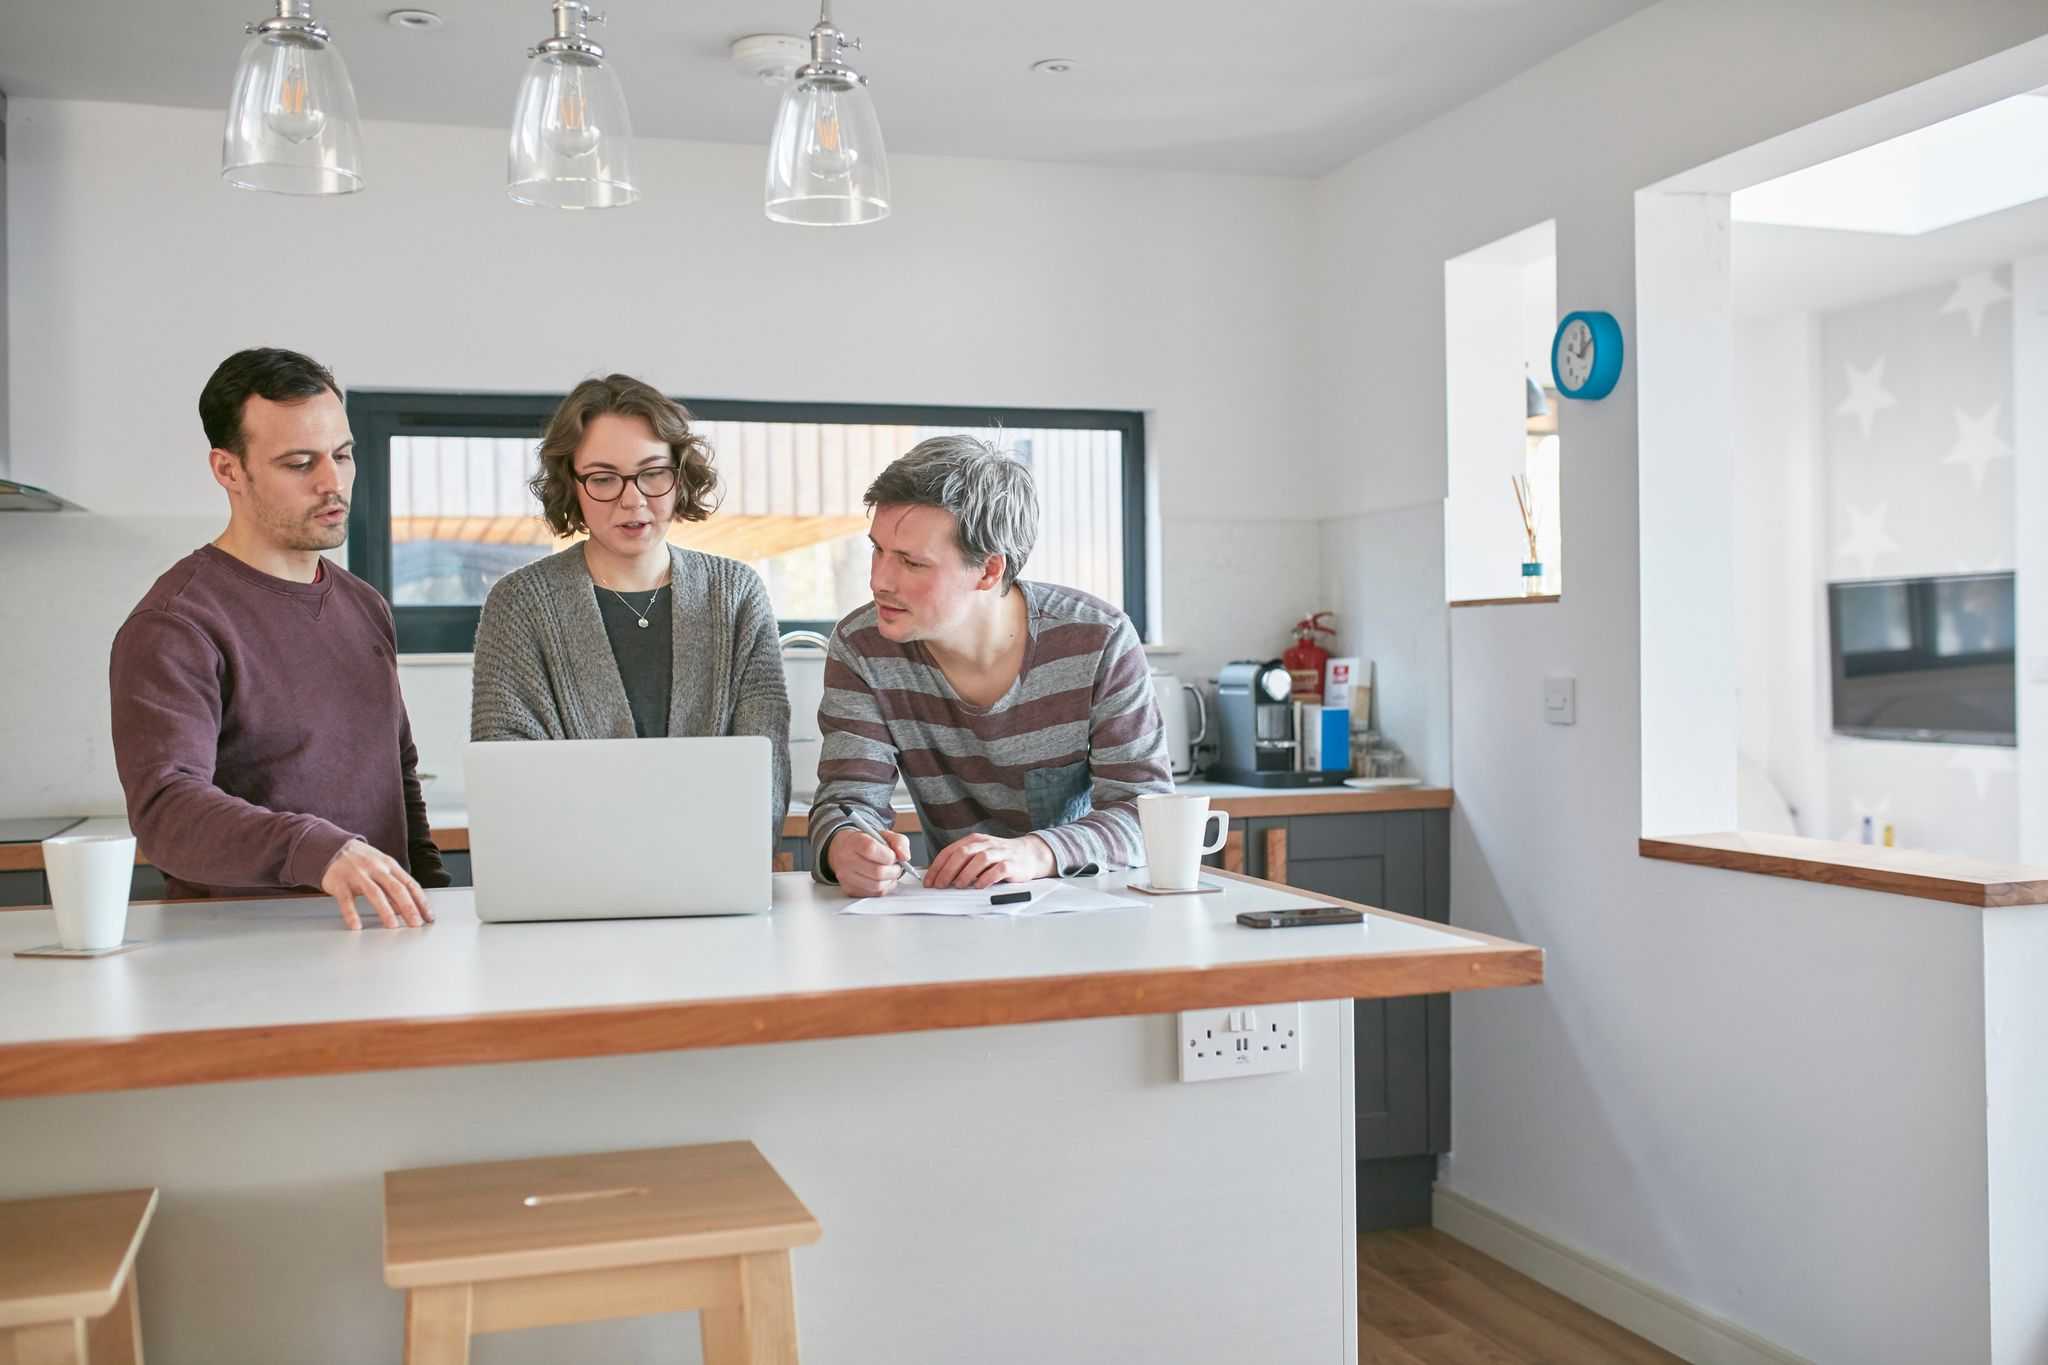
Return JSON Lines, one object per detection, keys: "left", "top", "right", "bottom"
{"left": 1221, "top": 831, "right": 1245, "bottom": 874}
{"left": 1265, "top": 828, "right": 1288, "bottom": 885}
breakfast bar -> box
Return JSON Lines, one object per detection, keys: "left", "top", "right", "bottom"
{"left": 0, "top": 869, "right": 1540, "bottom": 1364}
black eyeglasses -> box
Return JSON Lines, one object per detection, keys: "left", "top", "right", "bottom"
{"left": 571, "top": 463, "right": 681, "bottom": 502}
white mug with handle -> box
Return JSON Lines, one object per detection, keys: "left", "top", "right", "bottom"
{"left": 1137, "top": 794, "right": 1230, "bottom": 891}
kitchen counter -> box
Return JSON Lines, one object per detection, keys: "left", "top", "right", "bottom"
{"left": 1, "top": 866, "right": 1536, "bottom": 1364}
{"left": 0, "top": 867, "right": 1533, "bottom": 1100}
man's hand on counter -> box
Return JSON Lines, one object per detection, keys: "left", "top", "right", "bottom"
{"left": 923, "top": 833, "right": 1055, "bottom": 889}
{"left": 827, "top": 829, "right": 915, "bottom": 898}
{"left": 320, "top": 840, "right": 433, "bottom": 930}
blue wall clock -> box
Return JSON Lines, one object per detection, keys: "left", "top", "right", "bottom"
{"left": 1551, "top": 310, "right": 1624, "bottom": 400}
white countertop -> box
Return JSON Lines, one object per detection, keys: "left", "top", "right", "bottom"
{"left": 0, "top": 873, "right": 1487, "bottom": 1050}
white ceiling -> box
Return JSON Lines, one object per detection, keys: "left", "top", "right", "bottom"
{"left": 1730, "top": 85, "right": 2048, "bottom": 318}
{"left": 1733, "top": 195, "right": 2048, "bottom": 320}
{"left": 0, "top": 0, "right": 1652, "bottom": 177}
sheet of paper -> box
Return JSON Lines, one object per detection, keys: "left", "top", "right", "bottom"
{"left": 842, "top": 878, "right": 1138, "bottom": 918}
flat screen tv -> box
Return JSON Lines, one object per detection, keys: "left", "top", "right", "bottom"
{"left": 1828, "top": 571, "right": 2015, "bottom": 746}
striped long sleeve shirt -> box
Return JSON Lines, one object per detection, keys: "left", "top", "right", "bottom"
{"left": 808, "top": 582, "right": 1172, "bottom": 880}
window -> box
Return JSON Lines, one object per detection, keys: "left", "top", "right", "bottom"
{"left": 1443, "top": 219, "right": 1563, "bottom": 605}
{"left": 343, "top": 393, "right": 1147, "bottom": 653}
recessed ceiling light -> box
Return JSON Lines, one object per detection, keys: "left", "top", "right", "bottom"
{"left": 386, "top": 8, "right": 443, "bottom": 30}
{"left": 1031, "top": 58, "right": 1077, "bottom": 75}
{"left": 732, "top": 33, "right": 809, "bottom": 85}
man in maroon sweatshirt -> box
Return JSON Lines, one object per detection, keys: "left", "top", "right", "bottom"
{"left": 109, "top": 348, "right": 447, "bottom": 929}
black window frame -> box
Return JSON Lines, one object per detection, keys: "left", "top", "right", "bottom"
{"left": 345, "top": 391, "right": 1149, "bottom": 654}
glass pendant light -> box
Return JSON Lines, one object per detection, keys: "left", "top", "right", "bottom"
{"left": 222, "top": 0, "right": 365, "bottom": 195}
{"left": 765, "top": 0, "right": 891, "bottom": 226}
{"left": 508, "top": 2, "right": 639, "bottom": 209}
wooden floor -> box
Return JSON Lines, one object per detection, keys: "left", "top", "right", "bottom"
{"left": 1360, "top": 1227, "right": 1687, "bottom": 1365}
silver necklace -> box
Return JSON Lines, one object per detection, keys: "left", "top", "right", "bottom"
{"left": 602, "top": 583, "right": 665, "bottom": 629}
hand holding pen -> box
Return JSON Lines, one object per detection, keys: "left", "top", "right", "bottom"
{"left": 826, "top": 827, "right": 918, "bottom": 897}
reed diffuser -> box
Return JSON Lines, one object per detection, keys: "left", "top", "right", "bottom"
{"left": 1511, "top": 475, "right": 1543, "bottom": 596}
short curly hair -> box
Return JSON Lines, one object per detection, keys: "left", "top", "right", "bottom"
{"left": 530, "top": 375, "right": 720, "bottom": 536}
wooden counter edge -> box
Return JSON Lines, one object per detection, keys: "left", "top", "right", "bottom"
{"left": 5, "top": 789, "right": 1454, "bottom": 867}
{"left": 0, "top": 875, "right": 1537, "bottom": 1100}
{"left": 1639, "top": 834, "right": 2048, "bottom": 908}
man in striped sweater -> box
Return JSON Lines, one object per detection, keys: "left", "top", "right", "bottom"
{"left": 810, "top": 436, "right": 1172, "bottom": 895}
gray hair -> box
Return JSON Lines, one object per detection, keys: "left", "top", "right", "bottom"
{"left": 865, "top": 435, "right": 1039, "bottom": 593}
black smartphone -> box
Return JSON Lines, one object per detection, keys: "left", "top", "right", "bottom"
{"left": 1236, "top": 905, "right": 1365, "bottom": 929}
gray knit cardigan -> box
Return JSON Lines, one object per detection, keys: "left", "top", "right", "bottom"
{"left": 469, "top": 543, "right": 792, "bottom": 843}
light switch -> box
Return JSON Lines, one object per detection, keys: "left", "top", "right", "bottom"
{"left": 1544, "top": 675, "right": 1576, "bottom": 725}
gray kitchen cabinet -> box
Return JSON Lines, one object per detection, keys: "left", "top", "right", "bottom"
{"left": 0, "top": 870, "right": 44, "bottom": 908}
{"left": 1213, "top": 807, "right": 1451, "bottom": 1231}
{"left": 0, "top": 864, "right": 169, "bottom": 907}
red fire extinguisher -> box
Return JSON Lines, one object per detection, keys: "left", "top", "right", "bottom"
{"left": 1284, "top": 612, "right": 1336, "bottom": 701}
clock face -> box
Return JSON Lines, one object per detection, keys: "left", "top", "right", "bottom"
{"left": 1556, "top": 318, "right": 1595, "bottom": 391}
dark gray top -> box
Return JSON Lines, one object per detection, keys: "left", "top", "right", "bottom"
{"left": 593, "top": 584, "right": 673, "bottom": 739}
{"left": 468, "top": 543, "right": 792, "bottom": 847}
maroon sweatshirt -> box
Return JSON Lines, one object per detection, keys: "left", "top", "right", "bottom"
{"left": 109, "top": 546, "right": 447, "bottom": 900}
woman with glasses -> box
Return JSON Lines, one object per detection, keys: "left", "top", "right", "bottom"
{"left": 469, "top": 374, "right": 790, "bottom": 840}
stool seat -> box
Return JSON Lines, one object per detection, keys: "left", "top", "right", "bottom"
{"left": 0, "top": 1187, "right": 156, "bottom": 1364}
{"left": 384, "top": 1142, "right": 820, "bottom": 1365}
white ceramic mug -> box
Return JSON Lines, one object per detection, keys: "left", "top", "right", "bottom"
{"left": 42, "top": 834, "right": 136, "bottom": 951}
{"left": 1137, "top": 794, "right": 1230, "bottom": 891}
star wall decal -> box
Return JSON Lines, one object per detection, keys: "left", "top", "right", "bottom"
{"left": 1837, "top": 358, "right": 1897, "bottom": 439}
{"left": 1938, "top": 271, "right": 2011, "bottom": 337}
{"left": 1941, "top": 404, "right": 2013, "bottom": 489}
{"left": 1836, "top": 504, "right": 1898, "bottom": 578}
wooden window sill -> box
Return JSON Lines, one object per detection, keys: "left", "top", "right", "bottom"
{"left": 1640, "top": 832, "right": 2048, "bottom": 908}
{"left": 1448, "top": 594, "right": 1560, "bottom": 609}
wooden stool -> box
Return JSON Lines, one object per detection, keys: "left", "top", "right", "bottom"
{"left": 383, "top": 1142, "right": 820, "bottom": 1365}
{"left": 0, "top": 1188, "right": 157, "bottom": 1365}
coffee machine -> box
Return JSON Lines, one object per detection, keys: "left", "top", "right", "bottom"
{"left": 1210, "top": 659, "right": 1349, "bottom": 787}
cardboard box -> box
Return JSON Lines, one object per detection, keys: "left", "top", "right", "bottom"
{"left": 1323, "top": 657, "right": 1360, "bottom": 710}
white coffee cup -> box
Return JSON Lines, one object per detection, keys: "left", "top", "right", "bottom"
{"left": 43, "top": 834, "right": 137, "bottom": 951}
{"left": 1137, "top": 794, "right": 1230, "bottom": 892}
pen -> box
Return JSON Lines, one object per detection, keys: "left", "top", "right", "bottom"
{"left": 897, "top": 860, "right": 921, "bottom": 884}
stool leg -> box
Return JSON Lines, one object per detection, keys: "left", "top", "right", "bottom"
{"left": 85, "top": 1272, "right": 143, "bottom": 1364}
{"left": 700, "top": 1251, "right": 798, "bottom": 1365}
{"left": 10, "top": 1320, "right": 87, "bottom": 1365}
{"left": 404, "top": 1286, "right": 473, "bottom": 1365}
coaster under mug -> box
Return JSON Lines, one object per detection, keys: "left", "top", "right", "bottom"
{"left": 15, "top": 940, "right": 145, "bottom": 960}
{"left": 1125, "top": 880, "right": 1225, "bottom": 896}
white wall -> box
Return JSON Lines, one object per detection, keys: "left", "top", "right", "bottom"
{"left": 1309, "top": 4, "right": 2048, "bottom": 1360}
{"left": 1636, "top": 190, "right": 1737, "bottom": 837}
{"left": 1, "top": 98, "right": 1324, "bottom": 815}
{"left": 1320, "top": 502, "right": 1450, "bottom": 785}
{"left": 1732, "top": 311, "right": 1828, "bottom": 836}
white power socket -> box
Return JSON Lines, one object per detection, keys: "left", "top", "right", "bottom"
{"left": 1178, "top": 1003, "right": 1302, "bottom": 1082}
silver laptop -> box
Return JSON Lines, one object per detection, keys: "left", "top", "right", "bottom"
{"left": 464, "top": 736, "right": 773, "bottom": 922}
